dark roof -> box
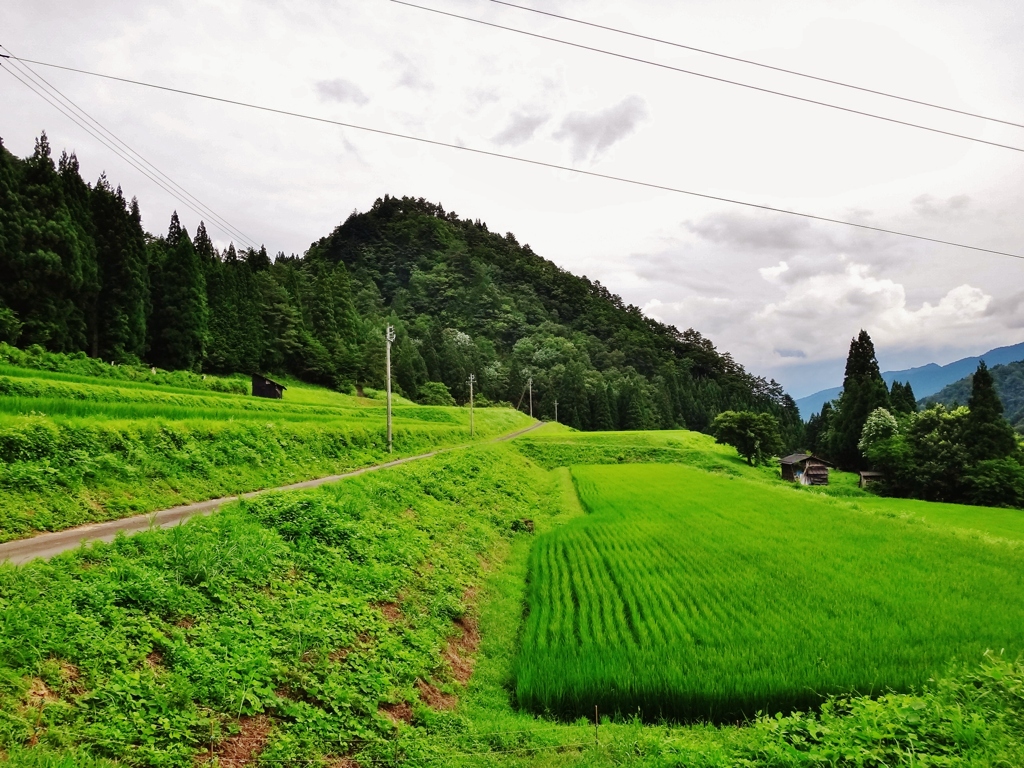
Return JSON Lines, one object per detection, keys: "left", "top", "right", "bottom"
{"left": 780, "top": 453, "right": 833, "bottom": 466}
{"left": 859, "top": 471, "right": 885, "bottom": 478}
{"left": 254, "top": 374, "right": 287, "bottom": 389}
{"left": 780, "top": 453, "right": 810, "bottom": 464}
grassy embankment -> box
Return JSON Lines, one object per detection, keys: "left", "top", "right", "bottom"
{"left": 2, "top": 427, "right": 1024, "bottom": 767}
{"left": 0, "top": 350, "right": 530, "bottom": 542}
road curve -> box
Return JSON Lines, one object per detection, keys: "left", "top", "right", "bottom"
{"left": 0, "top": 420, "right": 544, "bottom": 566}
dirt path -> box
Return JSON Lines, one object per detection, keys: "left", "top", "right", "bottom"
{"left": 0, "top": 421, "right": 543, "bottom": 566}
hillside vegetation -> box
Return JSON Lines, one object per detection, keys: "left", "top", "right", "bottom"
{"left": 923, "top": 358, "right": 1024, "bottom": 431}
{"left": 4, "top": 428, "right": 1024, "bottom": 766}
{"left": 0, "top": 347, "right": 529, "bottom": 542}
{"left": 0, "top": 135, "right": 799, "bottom": 442}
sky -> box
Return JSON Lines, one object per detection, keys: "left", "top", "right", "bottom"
{"left": 3, "top": 0, "right": 1024, "bottom": 398}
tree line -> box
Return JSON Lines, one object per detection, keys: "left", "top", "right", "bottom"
{"left": 0, "top": 133, "right": 801, "bottom": 437}
{"left": 804, "top": 329, "right": 1024, "bottom": 507}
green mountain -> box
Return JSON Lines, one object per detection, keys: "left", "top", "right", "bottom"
{"left": 0, "top": 134, "right": 799, "bottom": 440}
{"left": 923, "top": 359, "right": 1024, "bottom": 432}
{"left": 305, "top": 196, "right": 800, "bottom": 437}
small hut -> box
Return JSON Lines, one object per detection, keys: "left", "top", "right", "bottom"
{"left": 252, "top": 374, "right": 286, "bottom": 399}
{"left": 780, "top": 454, "right": 831, "bottom": 485}
{"left": 859, "top": 471, "right": 884, "bottom": 488}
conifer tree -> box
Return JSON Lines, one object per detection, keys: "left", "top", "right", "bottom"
{"left": 148, "top": 215, "right": 208, "bottom": 371}
{"left": 828, "top": 330, "right": 890, "bottom": 469}
{"left": 10, "top": 133, "right": 95, "bottom": 351}
{"left": 965, "top": 361, "right": 1018, "bottom": 461}
{"left": 92, "top": 177, "right": 148, "bottom": 361}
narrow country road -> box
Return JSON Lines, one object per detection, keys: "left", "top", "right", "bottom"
{"left": 0, "top": 420, "right": 543, "bottom": 566}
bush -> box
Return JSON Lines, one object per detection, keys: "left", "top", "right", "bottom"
{"left": 418, "top": 381, "right": 455, "bottom": 406}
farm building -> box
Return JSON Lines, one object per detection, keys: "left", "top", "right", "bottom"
{"left": 780, "top": 454, "right": 831, "bottom": 485}
{"left": 252, "top": 374, "right": 286, "bottom": 399}
{"left": 859, "top": 471, "right": 884, "bottom": 488}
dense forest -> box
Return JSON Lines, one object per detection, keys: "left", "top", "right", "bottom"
{"left": 923, "top": 360, "right": 1024, "bottom": 432}
{"left": 0, "top": 132, "right": 800, "bottom": 438}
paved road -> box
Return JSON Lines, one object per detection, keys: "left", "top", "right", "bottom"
{"left": 0, "top": 420, "right": 543, "bottom": 566}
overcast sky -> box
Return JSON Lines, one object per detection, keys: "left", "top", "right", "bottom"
{"left": 4, "top": 0, "right": 1024, "bottom": 397}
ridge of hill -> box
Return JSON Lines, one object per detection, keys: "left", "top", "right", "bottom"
{"left": 922, "top": 358, "right": 1024, "bottom": 431}
{"left": 0, "top": 136, "right": 799, "bottom": 441}
{"left": 795, "top": 340, "right": 1024, "bottom": 419}
{"left": 304, "top": 195, "right": 802, "bottom": 438}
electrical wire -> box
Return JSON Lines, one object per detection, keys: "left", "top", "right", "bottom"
{"left": 483, "top": 0, "right": 1024, "bottom": 130}
{"left": 390, "top": 0, "right": 1024, "bottom": 155}
{"left": 3, "top": 47, "right": 261, "bottom": 250}
{"left": 0, "top": 51, "right": 260, "bottom": 250}
{"left": 2, "top": 53, "right": 1021, "bottom": 260}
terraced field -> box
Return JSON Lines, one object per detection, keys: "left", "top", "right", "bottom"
{"left": 0, "top": 355, "right": 530, "bottom": 541}
{"left": 516, "top": 463, "right": 1024, "bottom": 721}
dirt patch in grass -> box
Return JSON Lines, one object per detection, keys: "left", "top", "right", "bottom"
{"left": 445, "top": 613, "right": 480, "bottom": 685}
{"left": 416, "top": 679, "right": 457, "bottom": 710}
{"left": 379, "top": 701, "right": 413, "bottom": 725}
{"left": 375, "top": 602, "right": 402, "bottom": 623}
{"left": 206, "top": 714, "right": 272, "bottom": 767}
{"left": 27, "top": 678, "right": 58, "bottom": 704}
{"left": 145, "top": 651, "right": 163, "bottom": 671}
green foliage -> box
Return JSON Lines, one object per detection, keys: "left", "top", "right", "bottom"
{"left": 0, "top": 446, "right": 550, "bottom": 767}
{"left": 888, "top": 379, "right": 918, "bottom": 414}
{"left": 0, "top": 359, "right": 529, "bottom": 540}
{"left": 418, "top": 380, "right": 456, "bottom": 406}
{"left": 857, "top": 407, "right": 898, "bottom": 453}
{"left": 925, "top": 358, "right": 1024, "bottom": 432}
{"left": 515, "top": 463, "right": 1024, "bottom": 721}
{"left": 828, "top": 330, "right": 889, "bottom": 469}
{"left": 710, "top": 410, "right": 783, "bottom": 466}
{"left": 864, "top": 366, "right": 1024, "bottom": 507}
{"left": 965, "top": 360, "right": 1018, "bottom": 461}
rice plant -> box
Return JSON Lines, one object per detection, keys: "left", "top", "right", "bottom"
{"left": 516, "top": 463, "right": 1024, "bottom": 721}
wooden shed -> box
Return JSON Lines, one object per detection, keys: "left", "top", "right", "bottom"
{"left": 252, "top": 374, "right": 286, "bottom": 399}
{"left": 859, "top": 471, "right": 884, "bottom": 488}
{"left": 780, "top": 453, "right": 831, "bottom": 486}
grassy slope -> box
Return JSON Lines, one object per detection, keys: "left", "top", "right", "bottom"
{"left": 516, "top": 463, "right": 1024, "bottom": 720}
{"left": 3, "top": 426, "right": 1024, "bottom": 767}
{"left": 0, "top": 445, "right": 550, "bottom": 767}
{"left": 0, "top": 367, "right": 531, "bottom": 542}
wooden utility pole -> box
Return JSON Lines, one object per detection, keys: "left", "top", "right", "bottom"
{"left": 528, "top": 376, "right": 533, "bottom": 418}
{"left": 385, "top": 324, "right": 395, "bottom": 453}
{"left": 554, "top": 399, "right": 558, "bottom": 424}
{"left": 467, "top": 373, "right": 476, "bottom": 438}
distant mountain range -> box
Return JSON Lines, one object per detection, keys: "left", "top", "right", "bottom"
{"left": 794, "top": 341, "right": 1024, "bottom": 419}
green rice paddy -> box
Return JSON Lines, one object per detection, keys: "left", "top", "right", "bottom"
{"left": 515, "top": 462, "right": 1024, "bottom": 721}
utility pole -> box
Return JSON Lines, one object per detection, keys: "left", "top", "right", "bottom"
{"left": 385, "top": 324, "right": 395, "bottom": 453}
{"left": 528, "top": 376, "right": 533, "bottom": 418}
{"left": 554, "top": 399, "right": 558, "bottom": 424}
{"left": 467, "top": 373, "right": 476, "bottom": 438}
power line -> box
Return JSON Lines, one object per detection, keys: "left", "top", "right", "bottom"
{"left": 390, "top": 0, "right": 1024, "bottom": 155}
{"left": 0, "top": 51, "right": 260, "bottom": 250}
{"left": 483, "top": 0, "right": 1024, "bottom": 131}
{"left": 2, "top": 54, "right": 1021, "bottom": 260}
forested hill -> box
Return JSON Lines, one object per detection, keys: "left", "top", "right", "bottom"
{"left": 305, "top": 196, "right": 800, "bottom": 437}
{"left": 923, "top": 359, "right": 1024, "bottom": 432}
{"left": 0, "top": 134, "right": 799, "bottom": 438}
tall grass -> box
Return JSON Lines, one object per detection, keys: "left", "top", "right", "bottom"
{"left": 515, "top": 463, "right": 1024, "bottom": 721}
{"left": 0, "top": 361, "right": 531, "bottom": 541}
